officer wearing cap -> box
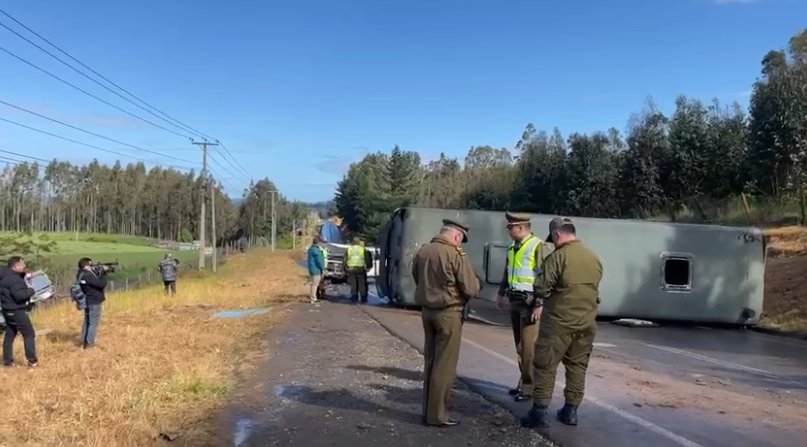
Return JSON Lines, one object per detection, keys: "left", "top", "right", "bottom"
{"left": 411, "top": 218, "right": 481, "bottom": 427}
{"left": 496, "top": 211, "right": 554, "bottom": 402}
{"left": 521, "top": 216, "right": 603, "bottom": 429}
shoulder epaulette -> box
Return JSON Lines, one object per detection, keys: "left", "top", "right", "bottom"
{"left": 456, "top": 247, "right": 467, "bottom": 256}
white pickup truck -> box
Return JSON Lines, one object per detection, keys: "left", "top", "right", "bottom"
{"left": 320, "top": 243, "right": 380, "bottom": 283}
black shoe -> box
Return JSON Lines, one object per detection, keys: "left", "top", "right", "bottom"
{"left": 514, "top": 392, "right": 532, "bottom": 402}
{"left": 508, "top": 387, "right": 522, "bottom": 396}
{"left": 557, "top": 404, "right": 578, "bottom": 426}
{"left": 520, "top": 405, "right": 550, "bottom": 428}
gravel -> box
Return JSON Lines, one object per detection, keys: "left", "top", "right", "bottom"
{"left": 203, "top": 300, "right": 550, "bottom": 447}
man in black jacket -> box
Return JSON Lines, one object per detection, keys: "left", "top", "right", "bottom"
{"left": 0, "top": 256, "right": 37, "bottom": 367}
{"left": 77, "top": 257, "right": 108, "bottom": 350}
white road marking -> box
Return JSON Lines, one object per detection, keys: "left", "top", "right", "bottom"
{"left": 593, "top": 342, "right": 618, "bottom": 348}
{"left": 642, "top": 343, "right": 787, "bottom": 381}
{"left": 461, "top": 337, "right": 705, "bottom": 447}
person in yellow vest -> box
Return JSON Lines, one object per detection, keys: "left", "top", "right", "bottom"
{"left": 496, "top": 211, "right": 554, "bottom": 403}
{"left": 343, "top": 238, "right": 370, "bottom": 303}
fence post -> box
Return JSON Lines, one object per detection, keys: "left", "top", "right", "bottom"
{"left": 125, "top": 277, "right": 129, "bottom": 291}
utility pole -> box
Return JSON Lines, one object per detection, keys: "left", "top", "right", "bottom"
{"left": 292, "top": 220, "right": 297, "bottom": 250}
{"left": 271, "top": 190, "right": 276, "bottom": 251}
{"left": 192, "top": 139, "right": 218, "bottom": 270}
{"left": 210, "top": 180, "right": 218, "bottom": 273}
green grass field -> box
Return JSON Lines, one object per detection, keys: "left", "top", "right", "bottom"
{"left": 1, "top": 231, "right": 200, "bottom": 289}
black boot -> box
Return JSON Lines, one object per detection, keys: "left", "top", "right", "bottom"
{"left": 520, "top": 405, "right": 550, "bottom": 428}
{"left": 557, "top": 403, "right": 578, "bottom": 426}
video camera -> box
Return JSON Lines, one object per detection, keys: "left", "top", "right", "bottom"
{"left": 91, "top": 260, "right": 119, "bottom": 275}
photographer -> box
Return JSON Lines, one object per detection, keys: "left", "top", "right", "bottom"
{"left": 0, "top": 256, "right": 37, "bottom": 367}
{"left": 77, "top": 257, "right": 109, "bottom": 350}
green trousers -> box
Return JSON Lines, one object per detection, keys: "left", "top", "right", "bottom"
{"left": 510, "top": 308, "right": 539, "bottom": 394}
{"left": 532, "top": 323, "right": 596, "bottom": 407}
{"left": 421, "top": 307, "right": 463, "bottom": 424}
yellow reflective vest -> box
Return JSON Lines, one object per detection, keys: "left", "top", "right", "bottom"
{"left": 506, "top": 235, "right": 542, "bottom": 292}
{"left": 346, "top": 245, "right": 366, "bottom": 269}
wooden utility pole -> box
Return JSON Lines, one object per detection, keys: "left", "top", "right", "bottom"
{"left": 192, "top": 139, "right": 218, "bottom": 270}
{"left": 271, "top": 190, "right": 276, "bottom": 251}
{"left": 211, "top": 180, "right": 218, "bottom": 272}
{"left": 292, "top": 220, "right": 297, "bottom": 250}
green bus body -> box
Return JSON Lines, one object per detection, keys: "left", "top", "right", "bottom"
{"left": 375, "top": 207, "right": 766, "bottom": 326}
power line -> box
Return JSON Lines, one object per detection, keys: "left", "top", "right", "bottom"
{"left": 0, "top": 16, "right": 207, "bottom": 140}
{"left": 0, "top": 10, "right": 266, "bottom": 188}
{"left": 0, "top": 43, "right": 191, "bottom": 139}
{"left": 0, "top": 99, "right": 198, "bottom": 165}
{"left": 0, "top": 116, "right": 196, "bottom": 171}
{"left": 215, "top": 140, "right": 254, "bottom": 181}
{"left": 208, "top": 152, "right": 241, "bottom": 180}
{"left": 0, "top": 147, "right": 50, "bottom": 163}
{"left": 0, "top": 156, "right": 21, "bottom": 166}
{"left": 0, "top": 8, "right": 216, "bottom": 141}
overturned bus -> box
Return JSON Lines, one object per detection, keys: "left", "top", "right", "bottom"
{"left": 375, "top": 207, "right": 767, "bottom": 326}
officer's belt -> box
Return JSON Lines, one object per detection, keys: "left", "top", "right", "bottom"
{"left": 505, "top": 290, "right": 532, "bottom": 302}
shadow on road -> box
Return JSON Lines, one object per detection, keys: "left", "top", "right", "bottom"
{"left": 275, "top": 385, "right": 422, "bottom": 425}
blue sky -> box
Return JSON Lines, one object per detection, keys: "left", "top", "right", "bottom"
{"left": 1, "top": 0, "right": 805, "bottom": 202}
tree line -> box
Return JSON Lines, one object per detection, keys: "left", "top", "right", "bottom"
{"left": 334, "top": 29, "right": 807, "bottom": 242}
{"left": 0, "top": 159, "right": 310, "bottom": 245}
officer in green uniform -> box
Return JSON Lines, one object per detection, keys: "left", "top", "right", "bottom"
{"left": 411, "top": 218, "right": 481, "bottom": 427}
{"left": 496, "top": 211, "right": 554, "bottom": 402}
{"left": 521, "top": 217, "right": 603, "bottom": 429}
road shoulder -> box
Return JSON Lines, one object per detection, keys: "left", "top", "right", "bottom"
{"left": 196, "top": 300, "right": 551, "bottom": 447}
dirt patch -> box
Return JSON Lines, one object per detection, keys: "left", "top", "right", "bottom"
{"left": 191, "top": 301, "right": 551, "bottom": 447}
{"left": 766, "top": 226, "right": 807, "bottom": 257}
{"left": 0, "top": 249, "right": 309, "bottom": 447}
{"left": 762, "top": 253, "right": 807, "bottom": 334}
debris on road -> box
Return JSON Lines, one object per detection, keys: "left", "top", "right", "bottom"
{"left": 611, "top": 318, "right": 659, "bottom": 328}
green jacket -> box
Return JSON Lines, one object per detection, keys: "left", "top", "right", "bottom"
{"left": 534, "top": 239, "right": 602, "bottom": 333}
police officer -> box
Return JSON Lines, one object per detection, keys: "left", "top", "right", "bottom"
{"left": 411, "top": 219, "right": 480, "bottom": 427}
{"left": 344, "top": 238, "right": 369, "bottom": 303}
{"left": 496, "top": 211, "right": 553, "bottom": 402}
{"left": 521, "top": 217, "right": 603, "bottom": 428}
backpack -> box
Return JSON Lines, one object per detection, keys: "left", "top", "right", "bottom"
{"left": 70, "top": 273, "right": 87, "bottom": 310}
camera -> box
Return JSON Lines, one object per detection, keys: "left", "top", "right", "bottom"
{"left": 91, "top": 261, "right": 119, "bottom": 275}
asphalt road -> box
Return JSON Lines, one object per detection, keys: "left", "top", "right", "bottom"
{"left": 334, "top": 281, "right": 807, "bottom": 447}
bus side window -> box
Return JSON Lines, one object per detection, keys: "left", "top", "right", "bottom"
{"left": 484, "top": 242, "right": 510, "bottom": 285}
{"left": 660, "top": 252, "right": 694, "bottom": 292}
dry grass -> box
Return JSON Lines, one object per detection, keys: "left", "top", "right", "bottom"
{"left": 765, "top": 226, "right": 807, "bottom": 256}
{"left": 0, "top": 249, "right": 309, "bottom": 447}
